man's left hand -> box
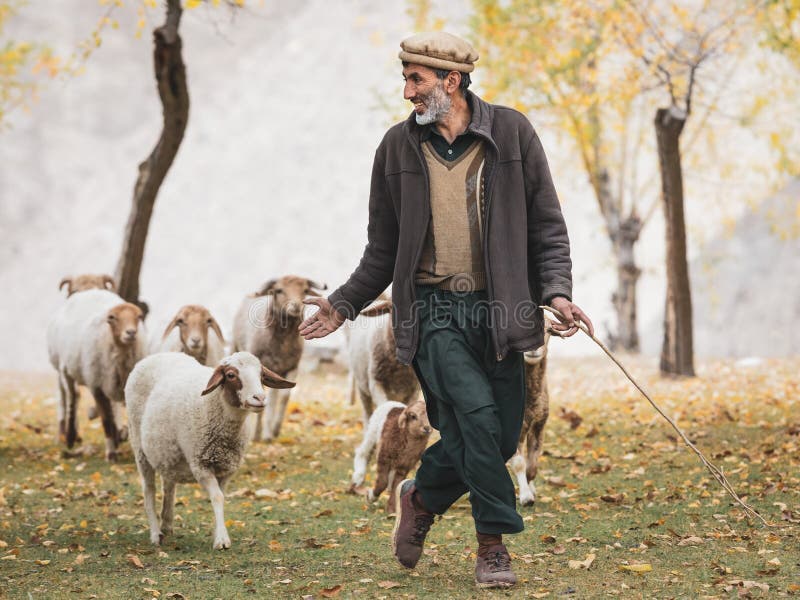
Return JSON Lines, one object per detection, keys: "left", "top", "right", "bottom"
{"left": 549, "top": 297, "right": 594, "bottom": 338}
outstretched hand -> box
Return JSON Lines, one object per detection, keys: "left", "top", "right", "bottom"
{"left": 549, "top": 297, "right": 594, "bottom": 338}
{"left": 298, "top": 297, "right": 346, "bottom": 340}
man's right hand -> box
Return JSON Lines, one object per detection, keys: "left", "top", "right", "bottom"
{"left": 298, "top": 297, "right": 347, "bottom": 340}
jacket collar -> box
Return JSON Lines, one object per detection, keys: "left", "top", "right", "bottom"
{"left": 404, "top": 90, "right": 496, "bottom": 151}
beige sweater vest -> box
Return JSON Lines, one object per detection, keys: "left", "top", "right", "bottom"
{"left": 415, "top": 139, "right": 486, "bottom": 291}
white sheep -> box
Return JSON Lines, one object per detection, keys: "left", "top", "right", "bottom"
{"left": 150, "top": 304, "right": 226, "bottom": 366}
{"left": 232, "top": 275, "right": 326, "bottom": 441}
{"left": 46, "top": 289, "right": 147, "bottom": 461}
{"left": 125, "top": 351, "right": 294, "bottom": 549}
{"left": 344, "top": 298, "right": 420, "bottom": 426}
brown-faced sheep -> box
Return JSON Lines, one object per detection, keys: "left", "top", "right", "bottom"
{"left": 351, "top": 398, "right": 431, "bottom": 513}
{"left": 152, "top": 304, "right": 226, "bottom": 366}
{"left": 47, "top": 289, "right": 147, "bottom": 461}
{"left": 231, "top": 275, "right": 326, "bottom": 441}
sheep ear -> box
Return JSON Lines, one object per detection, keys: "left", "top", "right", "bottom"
{"left": 162, "top": 315, "right": 181, "bottom": 341}
{"left": 59, "top": 278, "right": 72, "bottom": 294}
{"left": 306, "top": 279, "right": 328, "bottom": 292}
{"left": 398, "top": 409, "right": 408, "bottom": 430}
{"left": 208, "top": 317, "right": 225, "bottom": 344}
{"left": 261, "top": 365, "right": 295, "bottom": 389}
{"left": 102, "top": 275, "right": 116, "bottom": 291}
{"left": 360, "top": 300, "right": 392, "bottom": 317}
{"left": 202, "top": 366, "right": 225, "bottom": 396}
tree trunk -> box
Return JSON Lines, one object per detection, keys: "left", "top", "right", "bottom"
{"left": 593, "top": 167, "right": 642, "bottom": 352}
{"left": 114, "top": 0, "right": 188, "bottom": 312}
{"left": 654, "top": 106, "right": 694, "bottom": 377}
{"left": 610, "top": 213, "right": 642, "bottom": 352}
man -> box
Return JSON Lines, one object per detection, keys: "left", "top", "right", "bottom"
{"left": 299, "top": 32, "right": 593, "bottom": 589}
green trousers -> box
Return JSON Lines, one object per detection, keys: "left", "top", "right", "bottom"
{"left": 412, "top": 286, "right": 526, "bottom": 535}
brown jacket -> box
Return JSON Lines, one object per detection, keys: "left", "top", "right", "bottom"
{"left": 328, "top": 91, "right": 572, "bottom": 365}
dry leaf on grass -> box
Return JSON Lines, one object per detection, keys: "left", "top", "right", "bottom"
{"left": 568, "top": 553, "right": 595, "bottom": 570}
{"left": 677, "top": 536, "right": 704, "bottom": 546}
{"left": 377, "top": 581, "right": 402, "bottom": 589}
{"left": 127, "top": 554, "right": 144, "bottom": 569}
{"left": 619, "top": 563, "right": 652, "bottom": 574}
{"left": 320, "top": 584, "right": 343, "bottom": 597}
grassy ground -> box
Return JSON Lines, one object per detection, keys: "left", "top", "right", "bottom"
{"left": 0, "top": 356, "right": 798, "bottom": 599}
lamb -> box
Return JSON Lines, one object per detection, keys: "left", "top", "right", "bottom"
{"left": 59, "top": 274, "right": 116, "bottom": 296}
{"left": 231, "top": 275, "right": 326, "bottom": 441}
{"left": 46, "top": 289, "right": 147, "bottom": 461}
{"left": 124, "top": 351, "right": 294, "bottom": 549}
{"left": 344, "top": 298, "right": 420, "bottom": 426}
{"left": 507, "top": 320, "right": 553, "bottom": 506}
{"left": 350, "top": 398, "right": 431, "bottom": 513}
{"left": 151, "top": 304, "right": 226, "bottom": 366}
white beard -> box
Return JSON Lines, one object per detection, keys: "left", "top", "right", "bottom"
{"left": 415, "top": 81, "right": 452, "bottom": 125}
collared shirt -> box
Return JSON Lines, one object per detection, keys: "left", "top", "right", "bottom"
{"left": 425, "top": 125, "right": 481, "bottom": 161}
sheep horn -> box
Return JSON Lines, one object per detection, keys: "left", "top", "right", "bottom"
{"left": 306, "top": 279, "right": 328, "bottom": 291}
{"left": 360, "top": 299, "right": 393, "bottom": 317}
{"left": 255, "top": 279, "right": 278, "bottom": 296}
{"left": 59, "top": 278, "right": 72, "bottom": 294}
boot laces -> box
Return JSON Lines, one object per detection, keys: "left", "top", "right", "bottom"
{"left": 486, "top": 551, "right": 511, "bottom": 572}
{"left": 408, "top": 513, "right": 434, "bottom": 546}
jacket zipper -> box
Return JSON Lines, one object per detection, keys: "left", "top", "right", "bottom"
{"left": 480, "top": 142, "right": 503, "bottom": 361}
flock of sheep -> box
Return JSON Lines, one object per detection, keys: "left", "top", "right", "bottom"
{"left": 44, "top": 273, "right": 552, "bottom": 549}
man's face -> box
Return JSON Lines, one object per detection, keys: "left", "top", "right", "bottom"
{"left": 403, "top": 64, "right": 452, "bottom": 125}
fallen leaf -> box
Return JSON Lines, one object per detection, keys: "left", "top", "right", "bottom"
{"left": 320, "top": 584, "right": 343, "bottom": 597}
{"left": 619, "top": 563, "right": 652, "bottom": 574}
{"left": 559, "top": 407, "right": 583, "bottom": 429}
{"left": 127, "top": 554, "right": 144, "bottom": 569}
{"left": 600, "top": 493, "right": 625, "bottom": 504}
{"left": 568, "top": 553, "right": 595, "bottom": 570}
{"left": 377, "top": 581, "right": 402, "bottom": 589}
{"left": 677, "top": 536, "right": 704, "bottom": 546}
{"left": 540, "top": 534, "right": 556, "bottom": 544}
{"left": 314, "top": 509, "right": 333, "bottom": 518}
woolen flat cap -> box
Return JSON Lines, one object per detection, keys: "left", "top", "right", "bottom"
{"left": 399, "top": 32, "right": 479, "bottom": 73}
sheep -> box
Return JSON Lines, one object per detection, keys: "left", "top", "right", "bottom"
{"left": 124, "top": 351, "right": 294, "bottom": 549}
{"left": 507, "top": 320, "right": 553, "bottom": 506}
{"left": 350, "top": 398, "right": 431, "bottom": 513}
{"left": 343, "top": 298, "right": 420, "bottom": 426}
{"left": 46, "top": 289, "right": 147, "bottom": 461}
{"left": 59, "top": 274, "right": 116, "bottom": 296}
{"left": 231, "top": 275, "right": 326, "bottom": 441}
{"left": 151, "top": 304, "right": 226, "bottom": 366}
